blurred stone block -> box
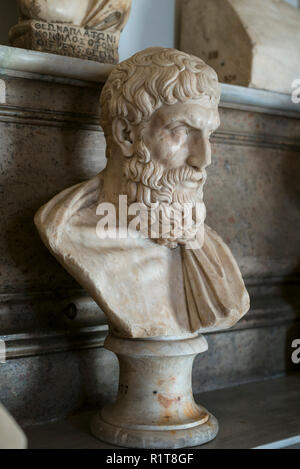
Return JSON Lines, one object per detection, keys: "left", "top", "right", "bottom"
{"left": 181, "top": 0, "right": 300, "bottom": 94}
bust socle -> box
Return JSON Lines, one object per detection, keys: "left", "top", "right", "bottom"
{"left": 34, "top": 47, "right": 250, "bottom": 339}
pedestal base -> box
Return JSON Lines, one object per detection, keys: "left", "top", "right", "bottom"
{"left": 91, "top": 408, "right": 218, "bottom": 449}
{"left": 91, "top": 334, "right": 218, "bottom": 449}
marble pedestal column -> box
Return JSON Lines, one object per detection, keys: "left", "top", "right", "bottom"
{"left": 91, "top": 334, "right": 218, "bottom": 449}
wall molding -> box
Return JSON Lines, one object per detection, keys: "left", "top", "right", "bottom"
{"left": 1, "top": 276, "right": 299, "bottom": 360}
{"left": 220, "top": 83, "right": 300, "bottom": 120}
{"left": 0, "top": 103, "right": 300, "bottom": 152}
{"left": 0, "top": 104, "right": 100, "bottom": 131}
{"left": 213, "top": 130, "right": 300, "bottom": 152}
{"left": 3, "top": 326, "right": 108, "bottom": 360}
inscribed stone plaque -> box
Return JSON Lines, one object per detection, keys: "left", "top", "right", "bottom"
{"left": 19, "top": 21, "right": 120, "bottom": 64}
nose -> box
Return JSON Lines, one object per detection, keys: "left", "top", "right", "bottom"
{"left": 186, "top": 134, "right": 211, "bottom": 170}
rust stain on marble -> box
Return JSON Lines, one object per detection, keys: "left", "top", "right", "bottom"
{"left": 183, "top": 402, "right": 208, "bottom": 421}
{"left": 157, "top": 393, "right": 177, "bottom": 409}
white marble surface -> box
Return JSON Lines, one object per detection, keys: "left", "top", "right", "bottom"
{"left": 91, "top": 334, "right": 218, "bottom": 449}
{"left": 0, "top": 45, "right": 114, "bottom": 83}
{"left": 0, "top": 79, "right": 5, "bottom": 104}
{"left": 0, "top": 403, "right": 27, "bottom": 449}
{"left": 221, "top": 83, "right": 300, "bottom": 117}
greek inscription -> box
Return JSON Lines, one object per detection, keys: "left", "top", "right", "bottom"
{"left": 29, "top": 21, "right": 119, "bottom": 64}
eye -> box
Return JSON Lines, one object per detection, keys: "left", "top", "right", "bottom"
{"left": 170, "top": 125, "right": 191, "bottom": 137}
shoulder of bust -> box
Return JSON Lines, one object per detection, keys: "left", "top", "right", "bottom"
{"left": 34, "top": 174, "right": 102, "bottom": 252}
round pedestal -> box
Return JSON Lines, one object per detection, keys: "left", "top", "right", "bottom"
{"left": 91, "top": 334, "right": 218, "bottom": 449}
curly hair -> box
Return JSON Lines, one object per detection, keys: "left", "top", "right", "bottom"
{"left": 100, "top": 47, "right": 220, "bottom": 151}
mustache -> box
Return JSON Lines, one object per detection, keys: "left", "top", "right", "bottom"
{"left": 124, "top": 158, "right": 205, "bottom": 190}
{"left": 161, "top": 165, "right": 204, "bottom": 191}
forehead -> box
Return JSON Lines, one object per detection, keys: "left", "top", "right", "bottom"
{"left": 149, "top": 100, "right": 220, "bottom": 129}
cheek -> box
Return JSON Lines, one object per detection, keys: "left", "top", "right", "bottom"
{"left": 149, "top": 133, "right": 188, "bottom": 166}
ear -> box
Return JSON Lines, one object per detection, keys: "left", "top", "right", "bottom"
{"left": 112, "top": 117, "right": 135, "bottom": 157}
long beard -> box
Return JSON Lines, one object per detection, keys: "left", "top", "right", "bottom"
{"left": 123, "top": 155, "right": 206, "bottom": 249}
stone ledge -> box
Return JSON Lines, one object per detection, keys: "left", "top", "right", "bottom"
{"left": 0, "top": 45, "right": 113, "bottom": 85}
{"left": 0, "top": 46, "right": 300, "bottom": 118}
{"left": 24, "top": 375, "right": 300, "bottom": 449}
{"left": 221, "top": 83, "right": 300, "bottom": 118}
{"left": 3, "top": 326, "right": 107, "bottom": 360}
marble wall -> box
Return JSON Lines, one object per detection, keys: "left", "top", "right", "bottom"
{"left": 0, "top": 68, "right": 299, "bottom": 426}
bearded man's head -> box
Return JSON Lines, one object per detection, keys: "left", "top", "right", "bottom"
{"left": 100, "top": 47, "right": 221, "bottom": 248}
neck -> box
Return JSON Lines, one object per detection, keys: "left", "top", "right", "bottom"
{"left": 99, "top": 147, "right": 126, "bottom": 206}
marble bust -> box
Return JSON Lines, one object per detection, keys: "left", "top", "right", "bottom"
{"left": 35, "top": 47, "right": 250, "bottom": 339}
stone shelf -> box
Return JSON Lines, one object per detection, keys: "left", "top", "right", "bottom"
{"left": 0, "top": 45, "right": 113, "bottom": 85}
{"left": 221, "top": 83, "right": 300, "bottom": 118}
{"left": 24, "top": 375, "right": 300, "bottom": 449}
{"left": 0, "top": 45, "right": 299, "bottom": 117}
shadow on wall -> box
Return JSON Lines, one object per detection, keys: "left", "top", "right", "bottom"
{"left": 175, "top": 0, "right": 183, "bottom": 49}
{"left": 0, "top": 1, "right": 18, "bottom": 46}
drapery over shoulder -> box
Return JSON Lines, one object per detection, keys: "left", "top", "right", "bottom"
{"left": 182, "top": 226, "right": 249, "bottom": 332}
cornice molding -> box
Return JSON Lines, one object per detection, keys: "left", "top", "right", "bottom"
{"left": 0, "top": 104, "right": 299, "bottom": 152}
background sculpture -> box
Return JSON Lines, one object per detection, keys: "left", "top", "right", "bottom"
{"left": 10, "top": 0, "right": 132, "bottom": 63}
{"left": 181, "top": 0, "right": 300, "bottom": 94}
